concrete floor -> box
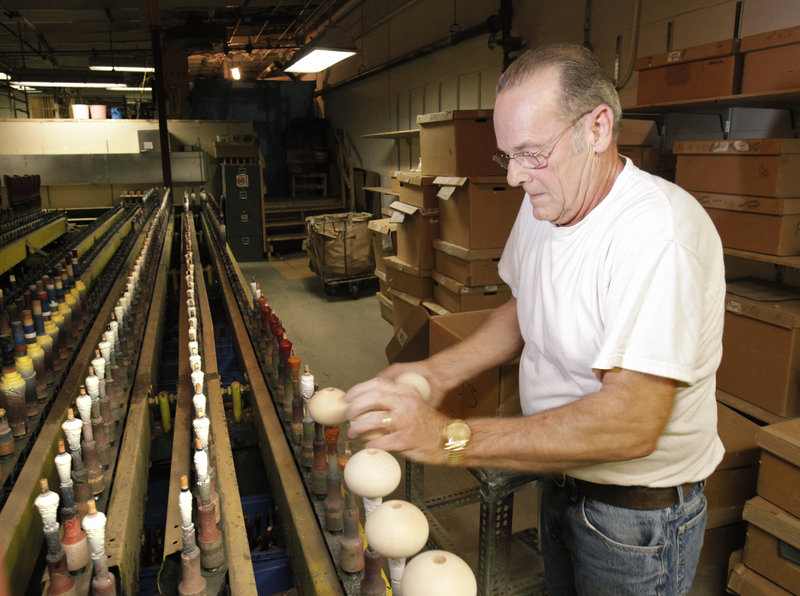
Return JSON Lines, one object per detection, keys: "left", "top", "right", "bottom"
{"left": 239, "top": 254, "right": 729, "bottom": 595}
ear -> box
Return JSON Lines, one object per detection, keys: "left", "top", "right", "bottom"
{"left": 587, "top": 104, "right": 615, "bottom": 153}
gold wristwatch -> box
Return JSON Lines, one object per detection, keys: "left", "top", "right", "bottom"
{"left": 442, "top": 419, "right": 472, "bottom": 466}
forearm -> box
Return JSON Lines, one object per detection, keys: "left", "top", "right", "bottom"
{"left": 458, "top": 370, "right": 675, "bottom": 473}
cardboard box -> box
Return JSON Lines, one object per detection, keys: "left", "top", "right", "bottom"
{"left": 699, "top": 522, "right": 747, "bottom": 566}
{"left": 389, "top": 201, "right": 439, "bottom": 270}
{"left": 705, "top": 403, "right": 760, "bottom": 529}
{"left": 390, "top": 288, "right": 421, "bottom": 333}
{"left": 395, "top": 171, "right": 438, "bottom": 209}
{"left": 376, "top": 290, "right": 393, "bottom": 325}
{"left": 727, "top": 560, "right": 794, "bottom": 595}
{"left": 756, "top": 417, "right": 800, "bottom": 517}
{"left": 674, "top": 138, "right": 800, "bottom": 198}
{"left": 743, "top": 524, "right": 800, "bottom": 593}
{"left": 433, "top": 239, "right": 503, "bottom": 286}
{"left": 384, "top": 255, "right": 433, "bottom": 299}
{"left": 368, "top": 218, "right": 398, "bottom": 274}
{"left": 618, "top": 146, "right": 663, "bottom": 173}
{"left": 717, "top": 279, "right": 800, "bottom": 417}
{"left": 417, "top": 110, "right": 505, "bottom": 177}
{"left": 693, "top": 192, "right": 800, "bottom": 216}
{"left": 705, "top": 208, "right": 800, "bottom": 256}
{"left": 429, "top": 309, "right": 521, "bottom": 419}
{"left": 374, "top": 268, "right": 390, "bottom": 295}
{"left": 743, "top": 496, "right": 800, "bottom": 593}
{"left": 390, "top": 171, "right": 401, "bottom": 193}
{"left": 385, "top": 304, "right": 430, "bottom": 363}
{"left": 741, "top": 25, "right": 800, "bottom": 93}
{"left": 432, "top": 271, "right": 511, "bottom": 313}
{"left": 635, "top": 40, "right": 741, "bottom": 106}
{"left": 435, "top": 176, "right": 523, "bottom": 250}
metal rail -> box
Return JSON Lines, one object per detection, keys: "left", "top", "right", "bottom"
{"left": 201, "top": 210, "right": 345, "bottom": 595}
{"left": 0, "top": 195, "right": 163, "bottom": 595}
{"left": 105, "top": 208, "right": 174, "bottom": 594}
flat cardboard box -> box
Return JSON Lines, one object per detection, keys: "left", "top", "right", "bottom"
{"left": 384, "top": 255, "right": 433, "bottom": 299}
{"left": 742, "top": 496, "right": 800, "bottom": 592}
{"left": 417, "top": 110, "right": 505, "bottom": 177}
{"left": 717, "top": 279, "right": 800, "bottom": 417}
{"left": 433, "top": 239, "right": 503, "bottom": 286}
{"left": 435, "top": 176, "right": 523, "bottom": 249}
{"left": 389, "top": 200, "right": 439, "bottom": 270}
{"left": 385, "top": 303, "right": 430, "bottom": 364}
{"left": 368, "top": 218, "right": 398, "bottom": 274}
{"left": 432, "top": 270, "right": 511, "bottom": 314}
{"left": 741, "top": 25, "right": 800, "bottom": 93}
{"left": 376, "top": 290, "right": 393, "bottom": 326}
{"left": 743, "top": 524, "right": 800, "bottom": 593}
{"left": 756, "top": 417, "right": 800, "bottom": 518}
{"left": 618, "top": 146, "right": 662, "bottom": 173}
{"left": 635, "top": 38, "right": 738, "bottom": 70}
{"left": 674, "top": 139, "right": 800, "bottom": 198}
{"left": 429, "top": 309, "right": 521, "bottom": 419}
{"left": 705, "top": 209, "right": 800, "bottom": 256}
{"left": 395, "top": 171, "right": 438, "bottom": 209}
{"left": 636, "top": 55, "right": 741, "bottom": 106}
{"left": 705, "top": 403, "right": 761, "bottom": 529}
{"left": 693, "top": 192, "right": 800, "bottom": 216}
{"left": 727, "top": 560, "right": 794, "bottom": 595}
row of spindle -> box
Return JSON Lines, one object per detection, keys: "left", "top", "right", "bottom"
{"left": 30, "top": 191, "right": 170, "bottom": 596}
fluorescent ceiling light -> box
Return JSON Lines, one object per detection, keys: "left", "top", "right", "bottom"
{"left": 90, "top": 65, "right": 155, "bottom": 73}
{"left": 106, "top": 86, "right": 152, "bottom": 92}
{"left": 285, "top": 48, "right": 355, "bottom": 73}
{"left": 230, "top": 66, "right": 241, "bottom": 80}
{"left": 12, "top": 80, "right": 127, "bottom": 88}
{"left": 0, "top": 72, "right": 8, "bottom": 80}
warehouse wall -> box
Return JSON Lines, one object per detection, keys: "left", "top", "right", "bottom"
{"left": 321, "top": 0, "right": 800, "bottom": 189}
{"left": 0, "top": 119, "right": 254, "bottom": 208}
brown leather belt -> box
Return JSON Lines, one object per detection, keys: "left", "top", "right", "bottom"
{"left": 570, "top": 477, "right": 699, "bottom": 511}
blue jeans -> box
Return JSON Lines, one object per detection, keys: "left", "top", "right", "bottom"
{"left": 541, "top": 477, "right": 707, "bottom": 595}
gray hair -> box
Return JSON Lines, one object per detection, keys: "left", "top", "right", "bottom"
{"left": 496, "top": 44, "right": 622, "bottom": 142}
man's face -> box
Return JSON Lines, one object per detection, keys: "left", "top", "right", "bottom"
{"left": 494, "top": 67, "right": 591, "bottom": 226}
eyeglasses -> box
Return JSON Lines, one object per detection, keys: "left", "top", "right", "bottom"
{"left": 492, "top": 110, "right": 592, "bottom": 170}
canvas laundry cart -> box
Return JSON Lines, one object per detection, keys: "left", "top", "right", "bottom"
{"left": 305, "top": 212, "right": 375, "bottom": 298}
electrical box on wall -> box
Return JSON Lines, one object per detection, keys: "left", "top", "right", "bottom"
{"left": 138, "top": 130, "right": 177, "bottom": 153}
{"left": 222, "top": 163, "right": 264, "bottom": 261}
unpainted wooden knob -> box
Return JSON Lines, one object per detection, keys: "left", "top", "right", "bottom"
{"left": 364, "top": 500, "right": 429, "bottom": 559}
{"left": 394, "top": 372, "right": 431, "bottom": 401}
{"left": 402, "top": 550, "right": 477, "bottom": 596}
{"left": 344, "top": 448, "right": 401, "bottom": 499}
{"left": 307, "top": 387, "right": 348, "bottom": 426}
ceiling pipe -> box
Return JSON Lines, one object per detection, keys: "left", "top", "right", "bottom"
{"left": 615, "top": 0, "right": 641, "bottom": 90}
{"left": 314, "top": 15, "right": 497, "bottom": 96}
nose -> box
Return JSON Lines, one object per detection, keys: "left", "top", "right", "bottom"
{"left": 505, "top": 158, "right": 533, "bottom": 188}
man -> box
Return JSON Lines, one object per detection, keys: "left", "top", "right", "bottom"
{"left": 345, "top": 43, "right": 725, "bottom": 595}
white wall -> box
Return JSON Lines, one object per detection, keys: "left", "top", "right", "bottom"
{"left": 0, "top": 119, "right": 254, "bottom": 208}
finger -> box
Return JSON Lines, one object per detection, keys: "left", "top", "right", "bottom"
{"left": 348, "top": 409, "right": 390, "bottom": 439}
{"left": 343, "top": 377, "right": 383, "bottom": 401}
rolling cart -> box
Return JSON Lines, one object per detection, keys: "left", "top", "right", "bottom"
{"left": 305, "top": 212, "right": 376, "bottom": 299}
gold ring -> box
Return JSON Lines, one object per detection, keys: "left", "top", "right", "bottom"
{"left": 382, "top": 415, "right": 393, "bottom": 428}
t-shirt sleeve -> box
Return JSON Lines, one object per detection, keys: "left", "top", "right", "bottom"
{"left": 592, "top": 237, "right": 705, "bottom": 385}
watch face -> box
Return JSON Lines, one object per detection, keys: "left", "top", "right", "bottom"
{"left": 446, "top": 420, "right": 471, "bottom": 442}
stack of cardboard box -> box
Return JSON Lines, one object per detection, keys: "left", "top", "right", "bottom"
{"left": 415, "top": 109, "right": 523, "bottom": 314}
{"left": 675, "top": 138, "right": 800, "bottom": 257}
{"left": 369, "top": 217, "right": 398, "bottom": 326}
{"left": 728, "top": 418, "right": 800, "bottom": 595}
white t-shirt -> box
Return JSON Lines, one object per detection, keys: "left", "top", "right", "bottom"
{"left": 498, "top": 158, "right": 725, "bottom": 487}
